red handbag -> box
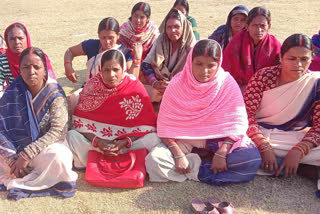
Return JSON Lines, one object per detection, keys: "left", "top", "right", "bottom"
{"left": 85, "top": 148, "right": 148, "bottom": 188}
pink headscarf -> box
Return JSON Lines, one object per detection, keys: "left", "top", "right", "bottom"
{"left": 157, "top": 39, "right": 249, "bottom": 152}
{"left": 4, "top": 22, "right": 56, "bottom": 80}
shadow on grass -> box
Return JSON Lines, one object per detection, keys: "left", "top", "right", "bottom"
{"left": 134, "top": 175, "right": 320, "bottom": 213}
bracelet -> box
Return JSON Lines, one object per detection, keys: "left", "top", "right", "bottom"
{"left": 168, "top": 144, "right": 178, "bottom": 148}
{"left": 214, "top": 153, "right": 226, "bottom": 159}
{"left": 19, "top": 151, "right": 31, "bottom": 161}
{"left": 292, "top": 145, "right": 305, "bottom": 158}
{"left": 126, "top": 136, "right": 133, "bottom": 148}
{"left": 92, "top": 136, "right": 98, "bottom": 148}
{"left": 132, "top": 63, "right": 141, "bottom": 67}
{"left": 223, "top": 141, "right": 234, "bottom": 145}
{"left": 251, "top": 134, "right": 266, "bottom": 141}
{"left": 174, "top": 155, "right": 185, "bottom": 159}
{"left": 64, "top": 60, "right": 72, "bottom": 66}
{"left": 152, "top": 80, "right": 158, "bottom": 88}
{"left": 258, "top": 142, "right": 273, "bottom": 153}
{"left": 133, "top": 58, "right": 141, "bottom": 64}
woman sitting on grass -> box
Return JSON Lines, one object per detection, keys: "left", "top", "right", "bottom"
{"left": 172, "top": 0, "right": 200, "bottom": 40}
{"left": 0, "top": 23, "right": 56, "bottom": 97}
{"left": 222, "top": 6, "right": 281, "bottom": 92}
{"left": 142, "top": 9, "right": 196, "bottom": 103}
{"left": 209, "top": 5, "right": 249, "bottom": 50}
{"left": 146, "top": 40, "right": 261, "bottom": 185}
{"left": 244, "top": 34, "right": 320, "bottom": 196}
{"left": 67, "top": 49, "right": 161, "bottom": 169}
{"left": 0, "top": 47, "right": 77, "bottom": 200}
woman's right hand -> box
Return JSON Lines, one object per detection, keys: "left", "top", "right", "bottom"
{"left": 97, "top": 139, "right": 118, "bottom": 156}
{"left": 260, "top": 149, "right": 278, "bottom": 173}
{"left": 153, "top": 81, "right": 167, "bottom": 94}
{"left": 174, "top": 156, "right": 190, "bottom": 174}
{"left": 65, "top": 63, "right": 78, "bottom": 83}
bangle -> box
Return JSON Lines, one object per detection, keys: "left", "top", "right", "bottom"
{"left": 126, "top": 136, "right": 133, "bottom": 148}
{"left": 152, "top": 80, "right": 158, "bottom": 88}
{"left": 133, "top": 58, "right": 141, "bottom": 64}
{"left": 64, "top": 60, "right": 72, "bottom": 66}
{"left": 92, "top": 136, "right": 98, "bottom": 147}
{"left": 223, "top": 141, "right": 234, "bottom": 145}
{"left": 258, "top": 142, "right": 273, "bottom": 153}
{"left": 132, "top": 63, "right": 141, "bottom": 67}
{"left": 174, "top": 155, "right": 185, "bottom": 159}
{"left": 19, "top": 151, "right": 31, "bottom": 161}
{"left": 168, "top": 144, "right": 178, "bottom": 148}
{"left": 214, "top": 153, "right": 226, "bottom": 159}
{"left": 293, "top": 145, "right": 305, "bottom": 158}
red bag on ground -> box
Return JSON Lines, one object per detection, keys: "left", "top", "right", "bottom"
{"left": 85, "top": 148, "right": 148, "bottom": 188}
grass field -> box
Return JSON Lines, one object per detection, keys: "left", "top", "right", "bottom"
{"left": 1, "top": 0, "right": 320, "bottom": 213}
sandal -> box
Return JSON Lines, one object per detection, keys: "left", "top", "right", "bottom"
{"left": 190, "top": 198, "right": 219, "bottom": 214}
{"left": 207, "top": 196, "right": 236, "bottom": 214}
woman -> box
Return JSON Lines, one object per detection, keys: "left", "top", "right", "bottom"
{"left": 209, "top": 5, "right": 249, "bottom": 50}
{"left": 119, "top": 2, "right": 160, "bottom": 62}
{"left": 0, "top": 34, "right": 5, "bottom": 54}
{"left": 173, "top": 0, "right": 200, "bottom": 40}
{"left": 67, "top": 49, "right": 161, "bottom": 169}
{"left": 0, "top": 23, "right": 56, "bottom": 96}
{"left": 146, "top": 40, "right": 261, "bottom": 185}
{"left": 222, "top": 7, "right": 281, "bottom": 91}
{"left": 310, "top": 30, "right": 320, "bottom": 71}
{"left": 64, "top": 17, "right": 141, "bottom": 82}
{"left": 0, "top": 47, "right": 77, "bottom": 200}
{"left": 142, "top": 9, "right": 196, "bottom": 103}
{"left": 243, "top": 34, "right": 320, "bottom": 195}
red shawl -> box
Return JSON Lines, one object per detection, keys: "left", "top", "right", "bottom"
{"left": 222, "top": 29, "right": 281, "bottom": 86}
{"left": 4, "top": 22, "right": 56, "bottom": 80}
{"left": 73, "top": 73, "right": 157, "bottom": 139}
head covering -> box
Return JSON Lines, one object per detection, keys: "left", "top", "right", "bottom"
{"left": 209, "top": 5, "right": 249, "bottom": 50}
{"left": 73, "top": 49, "right": 156, "bottom": 140}
{"left": 4, "top": 23, "right": 31, "bottom": 78}
{"left": 144, "top": 9, "right": 196, "bottom": 81}
{"left": 119, "top": 20, "right": 160, "bottom": 60}
{"left": 222, "top": 30, "right": 281, "bottom": 86}
{"left": 157, "top": 39, "right": 249, "bottom": 152}
{"left": 312, "top": 30, "right": 320, "bottom": 49}
{"left": 4, "top": 23, "right": 56, "bottom": 80}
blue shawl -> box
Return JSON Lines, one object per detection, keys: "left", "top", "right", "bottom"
{"left": 0, "top": 76, "right": 65, "bottom": 159}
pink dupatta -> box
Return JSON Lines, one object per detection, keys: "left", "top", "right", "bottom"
{"left": 157, "top": 39, "right": 250, "bottom": 152}
{"left": 4, "top": 23, "right": 56, "bottom": 80}
{"left": 222, "top": 30, "right": 281, "bottom": 86}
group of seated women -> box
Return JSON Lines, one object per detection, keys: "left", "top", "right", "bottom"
{"left": 0, "top": 0, "right": 319, "bottom": 202}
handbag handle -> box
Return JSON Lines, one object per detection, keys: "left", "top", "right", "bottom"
{"left": 99, "top": 152, "right": 136, "bottom": 176}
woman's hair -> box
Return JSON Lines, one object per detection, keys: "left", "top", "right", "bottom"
{"left": 98, "top": 17, "right": 120, "bottom": 34}
{"left": 101, "top": 50, "right": 124, "bottom": 69}
{"left": 281, "top": 34, "right": 314, "bottom": 57}
{"left": 173, "top": 0, "right": 189, "bottom": 14}
{"left": 5, "top": 23, "right": 27, "bottom": 42}
{"left": 19, "top": 47, "right": 48, "bottom": 72}
{"left": 165, "top": 9, "right": 182, "bottom": 26}
{"left": 247, "top": 6, "right": 271, "bottom": 25}
{"left": 192, "top": 40, "right": 221, "bottom": 61}
{"left": 130, "top": 2, "right": 151, "bottom": 19}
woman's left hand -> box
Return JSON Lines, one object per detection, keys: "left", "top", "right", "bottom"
{"left": 10, "top": 156, "right": 32, "bottom": 178}
{"left": 105, "top": 138, "right": 128, "bottom": 156}
{"left": 275, "top": 148, "right": 302, "bottom": 177}
{"left": 211, "top": 153, "right": 228, "bottom": 174}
